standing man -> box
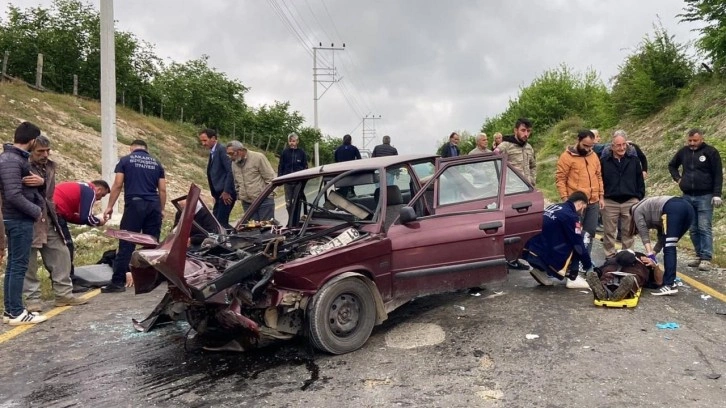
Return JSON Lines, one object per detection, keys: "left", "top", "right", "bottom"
{"left": 668, "top": 128, "right": 723, "bottom": 271}
{"left": 199, "top": 129, "right": 236, "bottom": 229}
{"left": 102, "top": 140, "right": 166, "bottom": 293}
{"left": 23, "top": 135, "right": 88, "bottom": 311}
{"left": 468, "top": 133, "right": 490, "bottom": 155}
{"left": 0, "top": 122, "right": 47, "bottom": 325}
{"left": 334, "top": 134, "right": 362, "bottom": 162}
{"left": 600, "top": 130, "right": 645, "bottom": 258}
{"left": 555, "top": 130, "right": 604, "bottom": 268}
{"left": 54, "top": 179, "right": 110, "bottom": 287}
{"left": 495, "top": 118, "right": 536, "bottom": 185}
{"left": 492, "top": 132, "right": 503, "bottom": 150}
{"left": 278, "top": 132, "right": 309, "bottom": 215}
{"left": 372, "top": 135, "right": 398, "bottom": 158}
{"left": 438, "top": 132, "right": 460, "bottom": 158}
{"left": 226, "top": 141, "right": 276, "bottom": 221}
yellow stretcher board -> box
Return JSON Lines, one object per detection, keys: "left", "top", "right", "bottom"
{"left": 593, "top": 288, "right": 642, "bottom": 308}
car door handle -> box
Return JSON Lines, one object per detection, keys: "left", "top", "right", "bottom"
{"left": 479, "top": 221, "right": 503, "bottom": 233}
{"left": 512, "top": 201, "right": 532, "bottom": 213}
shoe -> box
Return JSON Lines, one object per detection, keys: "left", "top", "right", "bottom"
{"left": 611, "top": 275, "right": 636, "bottom": 301}
{"left": 26, "top": 301, "right": 43, "bottom": 313}
{"left": 698, "top": 260, "right": 712, "bottom": 271}
{"left": 596, "top": 224, "right": 604, "bottom": 233}
{"left": 7, "top": 309, "right": 48, "bottom": 326}
{"left": 566, "top": 275, "right": 590, "bottom": 289}
{"left": 2, "top": 311, "right": 12, "bottom": 324}
{"left": 72, "top": 284, "right": 90, "bottom": 294}
{"left": 585, "top": 271, "right": 607, "bottom": 300}
{"left": 54, "top": 296, "right": 89, "bottom": 307}
{"left": 651, "top": 284, "right": 678, "bottom": 296}
{"left": 529, "top": 269, "right": 554, "bottom": 286}
{"left": 507, "top": 259, "right": 529, "bottom": 270}
{"left": 101, "top": 284, "right": 126, "bottom": 293}
{"left": 687, "top": 259, "right": 701, "bottom": 267}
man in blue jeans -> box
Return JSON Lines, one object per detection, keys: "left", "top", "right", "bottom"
{"left": 668, "top": 128, "right": 722, "bottom": 271}
{"left": 102, "top": 140, "right": 166, "bottom": 293}
{"left": 0, "top": 122, "right": 48, "bottom": 325}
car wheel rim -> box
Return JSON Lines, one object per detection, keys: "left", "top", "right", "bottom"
{"left": 328, "top": 293, "right": 360, "bottom": 337}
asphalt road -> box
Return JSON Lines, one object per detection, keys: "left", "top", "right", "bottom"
{"left": 0, "top": 240, "right": 724, "bottom": 407}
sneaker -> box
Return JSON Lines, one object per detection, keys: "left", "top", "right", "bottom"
{"left": 54, "top": 296, "right": 89, "bottom": 307}
{"left": 529, "top": 269, "right": 554, "bottom": 286}
{"left": 26, "top": 301, "right": 43, "bottom": 313}
{"left": 698, "top": 260, "right": 712, "bottom": 271}
{"left": 585, "top": 271, "right": 607, "bottom": 300}
{"left": 611, "top": 275, "right": 636, "bottom": 301}
{"left": 507, "top": 259, "right": 530, "bottom": 270}
{"left": 566, "top": 274, "right": 590, "bottom": 289}
{"left": 651, "top": 284, "right": 678, "bottom": 296}
{"left": 101, "top": 284, "right": 126, "bottom": 293}
{"left": 8, "top": 309, "right": 48, "bottom": 326}
{"left": 72, "top": 284, "right": 90, "bottom": 294}
{"left": 2, "top": 311, "right": 12, "bottom": 324}
{"left": 687, "top": 259, "right": 701, "bottom": 267}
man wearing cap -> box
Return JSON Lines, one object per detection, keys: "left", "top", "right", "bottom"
{"left": 226, "top": 141, "right": 276, "bottom": 221}
{"left": 102, "top": 139, "right": 166, "bottom": 293}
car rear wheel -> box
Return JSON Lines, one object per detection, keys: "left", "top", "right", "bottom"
{"left": 307, "top": 277, "right": 376, "bottom": 354}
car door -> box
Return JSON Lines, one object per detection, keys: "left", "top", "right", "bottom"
{"left": 501, "top": 164, "right": 544, "bottom": 261}
{"left": 386, "top": 155, "right": 508, "bottom": 300}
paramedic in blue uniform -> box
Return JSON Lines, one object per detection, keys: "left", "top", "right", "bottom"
{"left": 102, "top": 140, "right": 166, "bottom": 293}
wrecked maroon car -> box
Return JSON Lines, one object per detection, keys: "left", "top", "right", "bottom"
{"left": 106, "top": 153, "right": 543, "bottom": 354}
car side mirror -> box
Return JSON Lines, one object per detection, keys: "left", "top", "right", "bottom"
{"left": 399, "top": 206, "right": 417, "bottom": 224}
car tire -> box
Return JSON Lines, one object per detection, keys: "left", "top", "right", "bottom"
{"left": 307, "top": 277, "right": 376, "bottom": 355}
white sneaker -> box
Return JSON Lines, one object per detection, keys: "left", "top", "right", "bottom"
{"left": 7, "top": 309, "right": 48, "bottom": 326}
{"left": 566, "top": 275, "right": 590, "bottom": 289}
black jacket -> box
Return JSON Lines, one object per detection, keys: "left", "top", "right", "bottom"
{"left": 601, "top": 146, "right": 645, "bottom": 202}
{"left": 438, "top": 142, "right": 460, "bottom": 158}
{"left": 0, "top": 144, "right": 44, "bottom": 220}
{"left": 278, "top": 147, "right": 308, "bottom": 176}
{"left": 206, "top": 143, "right": 236, "bottom": 199}
{"left": 668, "top": 143, "right": 723, "bottom": 196}
{"left": 372, "top": 143, "right": 398, "bottom": 157}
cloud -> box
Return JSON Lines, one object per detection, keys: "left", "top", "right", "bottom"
{"left": 9, "top": 0, "right": 701, "bottom": 153}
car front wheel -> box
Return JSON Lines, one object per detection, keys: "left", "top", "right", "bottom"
{"left": 307, "top": 277, "right": 376, "bottom": 354}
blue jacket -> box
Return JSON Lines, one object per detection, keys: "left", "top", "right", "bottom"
{"left": 206, "top": 142, "right": 236, "bottom": 199}
{"left": 524, "top": 201, "right": 592, "bottom": 272}
{"left": 0, "top": 144, "right": 43, "bottom": 220}
{"left": 334, "top": 144, "right": 361, "bottom": 162}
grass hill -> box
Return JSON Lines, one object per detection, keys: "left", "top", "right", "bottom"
{"left": 534, "top": 77, "right": 726, "bottom": 266}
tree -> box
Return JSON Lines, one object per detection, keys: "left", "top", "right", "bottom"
{"left": 610, "top": 22, "right": 693, "bottom": 118}
{"left": 680, "top": 0, "right": 726, "bottom": 71}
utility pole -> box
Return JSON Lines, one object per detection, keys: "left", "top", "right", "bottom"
{"left": 362, "top": 114, "right": 381, "bottom": 150}
{"left": 100, "top": 0, "right": 117, "bottom": 215}
{"left": 313, "top": 43, "right": 345, "bottom": 166}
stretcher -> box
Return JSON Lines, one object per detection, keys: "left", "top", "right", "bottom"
{"left": 593, "top": 288, "right": 642, "bottom": 308}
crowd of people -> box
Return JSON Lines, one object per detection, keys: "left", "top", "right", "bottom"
{"left": 2, "top": 117, "right": 720, "bottom": 325}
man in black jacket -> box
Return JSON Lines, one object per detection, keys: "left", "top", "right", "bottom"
{"left": 437, "top": 132, "right": 460, "bottom": 158}
{"left": 668, "top": 128, "right": 723, "bottom": 271}
{"left": 0, "top": 122, "right": 47, "bottom": 325}
{"left": 600, "top": 130, "right": 645, "bottom": 258}
{"left": 278, "top": 132, "right": 308, "bottom": 216}
{"left": 200, "top": 129, "right": 236, "bottom": 229}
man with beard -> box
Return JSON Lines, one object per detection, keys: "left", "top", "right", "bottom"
{"left": 226, "top": 141, "right": 276, "bottom": 222}
{"left": 495, "top": 118, "right": 536, "bottom": 270}
{"left": 522, "top": 191, "right": 592, "bottom": 289}
{"left": 555, "top": 130, "right": 604, "bottom": 284}
{"left": 438, "top": 132, "right": 461, "bottom": 158}
{"left": 495, "top": 118, "right": 536, "bottom": 185}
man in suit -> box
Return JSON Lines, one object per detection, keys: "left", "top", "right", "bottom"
{"left": 199, "top": 129, "right": 236, "bottom": 229}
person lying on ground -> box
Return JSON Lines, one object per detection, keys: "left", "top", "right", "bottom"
{"left": 585, "top": 249, "right": 663, "bottom": 302}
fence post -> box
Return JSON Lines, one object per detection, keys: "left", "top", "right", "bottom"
{"left": 233, "top": 123, "right": 236, "bottom": 139}
{"left": 251, "top": 131, "right": 255, "bottom": 147}
{"left": 160, "top": 103, "right": 163, "bottom": 119}
{"left": 73, "top": 75, "right": 78, "bottom": 96}
{"left": 266, "top": 134, "right": 272, "bottom": 152}
{"left": 121, "top": 90, "right": 125, "bottom": 106}
{"left": 180, "top": 107, "right": 184, "bottom": 123}
{"left": 35, "top": 53, "right": 43, "bottom": 89}
{"left": 1, "top": 51, "right": 9, "bottom": 81}
{"left": 139, "top": 95, "right": 143, "bottom": 114}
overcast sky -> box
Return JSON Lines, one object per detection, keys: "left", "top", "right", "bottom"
{"left": 10, "top": 1, "right": 702, "bottom": 153}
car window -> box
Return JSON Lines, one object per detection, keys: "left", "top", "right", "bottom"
{"left": 504, "top": 166, "right": 531, "bottom": 195}
{"left": 315, "top": 171, "right": 381, "bottom": 222}
{"left": 411, "top": 162, "right": 435, "bottom": 182}
{"left": 439, "top": 161, "right": 500, "bottom": 207}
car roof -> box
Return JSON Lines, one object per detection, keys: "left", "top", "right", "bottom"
{"left": 276, "top": 154, "right": 437, "bottom": 182}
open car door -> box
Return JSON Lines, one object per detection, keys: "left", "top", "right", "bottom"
{"left": 386, "top": 154, "right": 508, "bottom": 299}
